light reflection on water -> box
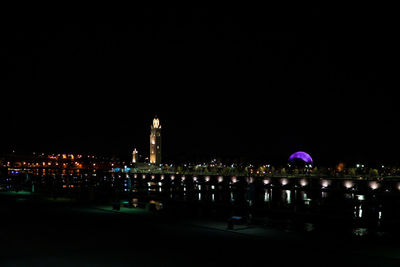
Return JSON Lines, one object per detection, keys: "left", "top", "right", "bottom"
{"left": 304, "top": 223, "right": 314, "bottom": 232}
{"left": 354, "top": 204, "right": 363, "bottom": 218}
{"left": 264, "top": 189, "right": 271, "bottom": 202}
{"left": 135, "top": 182, "right": 390, "bottom": 237}
{"left": 353, "top": 228, "right": 368, "bottom": 236}
{"left": 282, "top": 190, "right": 291, "bottom": 205}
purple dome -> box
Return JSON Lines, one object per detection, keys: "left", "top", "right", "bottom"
{"left": 288, "top": 151, "right": 313, "bottom": 164}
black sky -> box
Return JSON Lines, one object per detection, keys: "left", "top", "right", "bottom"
{"left": 1, "top": 7, "right": 398, "bottom": 165}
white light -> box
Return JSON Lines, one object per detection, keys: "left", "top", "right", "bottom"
{"left": 300, "top": 179, "right": 308, "bottom": 187}
{"left": 218, "top": 176, "right": 223, "bottom": 183}
{"left": 369, "top": 181, "right": 379, "bottom": 190}
{"left": 285, "top": 190, "right": 291, "bottom": 204}
{"left": 231, "top": 176, "right": 237, "bottom": 183}
{"left": 281, "top": 178, "right": 288, "bottom": 186}
{"left": 321, "top": 180, "right": 330, "bottom": 188}
{"left": 344, "top": 181, "right": 353, "bottom": 189}
{"left": 205, "top": 176, "right": 210, "bottom": 182}
{"left": 264, "top": 190, "right": 270, "bottom": 202}
{"left": 263, "top": 178, "right": 270, "bottom": 185}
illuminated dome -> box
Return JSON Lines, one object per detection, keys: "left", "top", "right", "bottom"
{"left": 288, "top": 151, "right": 313, "bottom": 165}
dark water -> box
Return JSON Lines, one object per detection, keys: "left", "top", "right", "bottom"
{"left": 127, "top": 174, "right": 400, "bottom": 239}
{"left": 3, "top": 172, "right": 400, "bottom": 239}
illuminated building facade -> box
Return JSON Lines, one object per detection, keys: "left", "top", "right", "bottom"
{"left": 150, "top": 117, "right": 161, "bottom": 165}
{"left": 132, "top": 148, "right": 139, "bottom": 163}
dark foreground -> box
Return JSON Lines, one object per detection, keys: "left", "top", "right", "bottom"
{"left": 1, "top": 192, "right": 400, "bottom": 266}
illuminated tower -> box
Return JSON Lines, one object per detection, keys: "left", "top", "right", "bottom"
{"left": 132, "top": 148, "right": 138, "bottom": 164}
{"left": 150, "top": 116, "right": 161, "bottom": 165}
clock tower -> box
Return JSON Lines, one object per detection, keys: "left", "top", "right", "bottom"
{"left": 150, "top": 116, "right": 161, "bottom": 165}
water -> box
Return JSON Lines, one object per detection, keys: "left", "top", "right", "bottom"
{"left": 4, "top": 172, "right": 400, "bottom": 238}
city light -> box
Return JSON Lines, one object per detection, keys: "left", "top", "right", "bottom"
{"left": 300, "top": 179, "right": 308, "bottom": 187}
{"left": 321, "top": 179, "right": 330, "bottom": 188}
{"left": 369, "top": 181, "right": 379, "bottom": 190}
{"left": 344, "top": 181, "right": 354, "bottom": 189}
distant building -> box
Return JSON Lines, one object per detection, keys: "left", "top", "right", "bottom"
{"left": 150, "top": 116, "right": 162, "bottom": 165}
{"left": 132, "top": 148, "right": 139, "bottom": 164}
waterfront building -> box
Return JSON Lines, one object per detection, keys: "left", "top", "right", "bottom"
{"left": 150, "top": 116, "right": 162, "bottom": 165}
{"left": 132, "top": 148, "right": 139, "bottom": 164}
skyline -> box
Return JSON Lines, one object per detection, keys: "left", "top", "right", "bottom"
{"left": 1, "top": 8, "right": 398, "bottom": 164}
{"left": 2, "top": 114, "right": 398, "bottom": 167}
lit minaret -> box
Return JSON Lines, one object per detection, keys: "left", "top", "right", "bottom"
{"left": 150, "top": 116, "right": 161, "bottom": 165}
{"left": 132, "top": 148, "right": 138, "bottom": 164}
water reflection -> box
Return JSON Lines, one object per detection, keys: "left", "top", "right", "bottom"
{"left": 264, "top": 189, "right": 271, "bottom": 202}
{"left": 301, "top": 191, "right": 311, "bottom": 206}
{"left": 353, "top": 228, "right": 368, "bottom": 236}
{"left": 304, "top": 223, "right": 314, "bottom": 232}
{"left": 354, "top": 204, "right": 363, "bottom": 218}
{"left": 281, "top": 190, "right": 291, "bottom": 205}
{"left": 116, "top": 175, "right": 393, "bottom": 237}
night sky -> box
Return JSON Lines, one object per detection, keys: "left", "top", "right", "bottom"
{"left": 1, "top": 7, "right": 398, "bottom": 165}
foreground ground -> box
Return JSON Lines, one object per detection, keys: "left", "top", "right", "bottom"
{"left": 1, "top": 191, "right": 400, "bottom": 266}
